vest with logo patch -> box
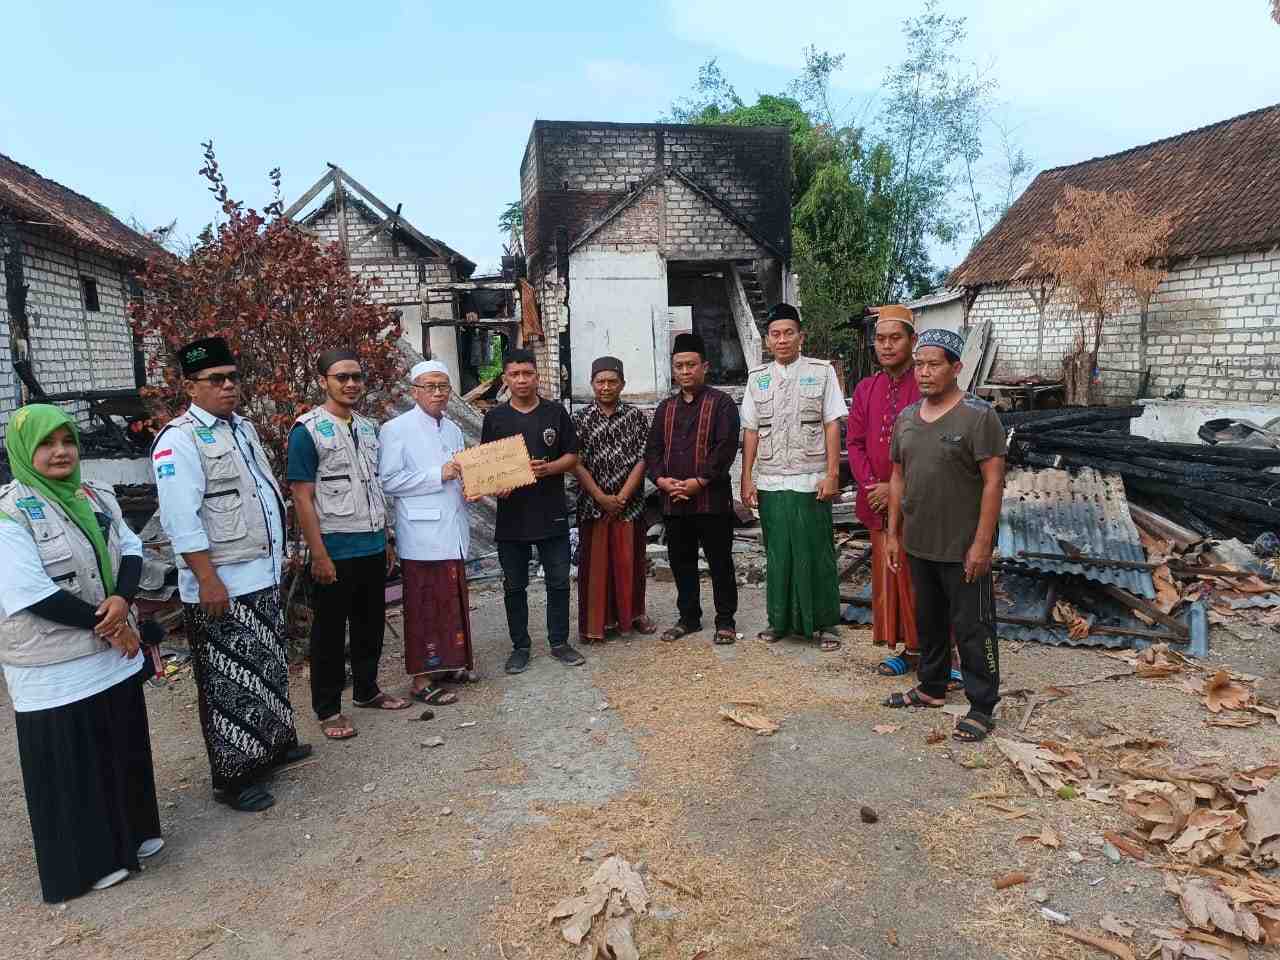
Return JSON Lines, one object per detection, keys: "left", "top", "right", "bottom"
{"left": 746, "top": 356, "right": 834, "bottom": 477}
{"left": 158, "top": 411, "right": 283, "bottom": 568}
{"left": 0, "top": 481, "right": 127, "bottom": 667}
{"left": 293, "top": 408, "right": 386, "bottom": 535}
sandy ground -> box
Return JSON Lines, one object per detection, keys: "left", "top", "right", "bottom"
{"left": 2, "top": 576, "right": 1279, "bottom": 960}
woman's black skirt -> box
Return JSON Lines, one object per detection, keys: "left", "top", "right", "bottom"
{"left": 14, "top": 671, "right": 162, "bottom": 903}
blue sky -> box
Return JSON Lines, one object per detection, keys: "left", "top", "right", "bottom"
{"left": 3, "top": 1, "right": 1277, "bottom": 274}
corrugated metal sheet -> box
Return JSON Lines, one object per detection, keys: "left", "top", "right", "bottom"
{"left": 995, "top": 572, "right": 1132, "bottom": 649}
{"left": 1000, "top": 467, "right": 1156, "bottom": 598}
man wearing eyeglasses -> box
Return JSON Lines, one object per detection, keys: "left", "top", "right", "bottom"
{"left": 152, "top": 336, "right": 308, "bottom": 814}
{"left": 378, "top": 360, "right": 475, "bottom": 705}
{"left": 287, "top": 350, "right": 410, "bottom": 742}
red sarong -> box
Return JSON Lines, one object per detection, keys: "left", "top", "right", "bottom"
{"left": 402, "top": 559, "right": 474, "bottom": 676}
{"left": 870, "top": 530, "right": 919, "bottom": 652}
{"left": 577, "top": 517, "right": 647, "bottom": 641}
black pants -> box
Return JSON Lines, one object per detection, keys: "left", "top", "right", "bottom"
{"left": 665, "top": 513, "right": 738, "bottom": 631}
{"left": 310, "top": 552, "right": 387, "bottom": 719}
{"left": 908, "top": 555, "right": 1000, "bottom": 717}
{"left": 498, "top": 535, "right": 571, "bottom": 650}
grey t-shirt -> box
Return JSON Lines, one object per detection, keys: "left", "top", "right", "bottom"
{"left": 890, "top": 394, "right": 1007, "bottom": 563}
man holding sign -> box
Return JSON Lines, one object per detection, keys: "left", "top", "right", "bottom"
{"left": 379, "top": 360, "right": 473, "bottom": 704}
{"left": 480, "top": 350, "right": 583, "bottom": 675}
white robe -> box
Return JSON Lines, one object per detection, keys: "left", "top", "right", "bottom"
{"left": 378, "top": 406, "right": 470, "bottom": 562}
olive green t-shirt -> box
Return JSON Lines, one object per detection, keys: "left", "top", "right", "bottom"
{"left": 890, "top": 394, "right": 1007, "bottom": 563}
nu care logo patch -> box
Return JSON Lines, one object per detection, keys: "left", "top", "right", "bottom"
{"left": 16, "top": 496, "right": 46, "bottom": 520}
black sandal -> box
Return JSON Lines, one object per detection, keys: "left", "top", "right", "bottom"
{"left": 953, "top": 712, "right": 995, "bottom": 742}
{"left": 219, "top": 783, "right": 274, "bottom": 812}
{"left": 660, "top": 622, "right": 699, "bottom": 643}
{"left": 714, "top": 628, "right": 737, "bottom": 645}
{"left": 883, "top": 687, "right": 945, "bottom": 709}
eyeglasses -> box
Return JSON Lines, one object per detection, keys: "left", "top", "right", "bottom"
{"left": 413, "top": 382, "right": 451, "bottom": 394}
{"left": 191, "top": 371, "right": 241, "bottom": 387}
{"left": 328, "top": 372, "right": 366, "bottom": 384}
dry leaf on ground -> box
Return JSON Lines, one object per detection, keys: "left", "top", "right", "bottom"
{"left": 993, "top": 871, "right": 1029, "bottom": 890}
{"left": 1060, "top": 926, "right": 1136, "bottom": 960}
{"left": 1177, "top": 878, "right": 1262, "bottom": 943}
{"left": 1099, "top": 914, "right": 1135, "bottom": 939}
{"left": 872, "top": 724, "right": 900, "bottom": 735}
{"left": 993, "top": 737, "right": 1084, "bottom": 798}
{"left": 1202, "top": 671, "right": 1252, "bottom": 714}
{"left": 1205, "top": 716, "right": 1259, "bottom": 729}
{"left": 718, "top": 704, "right": 780, "bottom": 736}
{"left": 548, "top": 855, "right": 649, "bottom": 951}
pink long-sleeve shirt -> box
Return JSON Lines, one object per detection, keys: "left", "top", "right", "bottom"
{"left": 846, "top": 369, "right": 920, "bottom": 530}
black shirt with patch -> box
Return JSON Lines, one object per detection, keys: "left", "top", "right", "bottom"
{"left": 481, "top": 400, "right": 579, "bottom": 542}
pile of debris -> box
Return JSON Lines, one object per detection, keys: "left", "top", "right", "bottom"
{"left": 1005, "top": 406, "right": 1280, "bottom": 543}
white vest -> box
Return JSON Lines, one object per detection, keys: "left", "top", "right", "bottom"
{"left": 158, "top": 411, "right": 283, "bottom": 567}
{"left": 293, "top": 407, "right": 386, "bottom": 535}
{"left": 0, "top": 481, "right": 126, "bottom": 667}
{"left": 746, "top": 356, "right": 834, "bottom": 477}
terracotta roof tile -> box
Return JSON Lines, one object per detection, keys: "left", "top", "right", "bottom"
{"left": 948, "top": 103, "right": 1280, "bottom": 288}
{"left": 0, "top": 152, "right": 166, "bottom": 265}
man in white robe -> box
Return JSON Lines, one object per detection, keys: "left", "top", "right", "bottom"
{"left": 379, "top": 361, "right": 473, "bottom": 704}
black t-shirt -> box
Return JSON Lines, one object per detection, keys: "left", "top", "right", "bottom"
{"left": 481, "top": 399, "right": 578, "bottom": 542}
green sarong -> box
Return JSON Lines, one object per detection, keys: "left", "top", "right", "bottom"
{"left": 758, "top": 489, "right": 841, "bottom": 638}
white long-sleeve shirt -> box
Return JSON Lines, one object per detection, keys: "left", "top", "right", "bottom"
{"left": 153, "top": 403, "right": 285, "bottom": 603}
{"left": 378, "top": 405, "right": 469, "bottom": 562}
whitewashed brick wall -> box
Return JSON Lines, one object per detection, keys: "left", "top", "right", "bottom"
{"left": 0, "top": 230, "right": 136, "bottom": 437}
{"left": 969, "top": 249, "right": 1280, "bottom": 404}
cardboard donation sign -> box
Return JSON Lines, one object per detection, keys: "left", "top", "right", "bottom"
{"left": 454, "top": 435, "right": 537, "bottom": 498}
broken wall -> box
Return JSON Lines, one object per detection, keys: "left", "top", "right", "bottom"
{"left": 0, "top": 227, "right": 137, "bottom": 437}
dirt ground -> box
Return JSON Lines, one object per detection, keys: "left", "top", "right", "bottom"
{"left": 3, "top": 576, "right": 1279, "bottom": 960}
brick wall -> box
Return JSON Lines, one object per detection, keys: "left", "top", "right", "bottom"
{"left": 533, "top": 270, "right": 564, "bottom": 399}
{"left": 0, "top": 230, "right": 136, "bottom": 436}
{"left": 663, "top": 176, "right": 767, "bottom": 261}
{"left": 970, "top": 249, "right": 1280, "bottom": 403}
{"left": 521, "top": 121, "right": 790, "bottom": 273}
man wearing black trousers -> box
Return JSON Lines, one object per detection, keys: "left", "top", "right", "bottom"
{"left": 882, "top": 328, "right": 1007, "bottom": 742}
{"left": 288, "top": 350, "right": 410, "bottom": 742}
{"left": 645, "top": 332, "right": 741, "bottom": 645}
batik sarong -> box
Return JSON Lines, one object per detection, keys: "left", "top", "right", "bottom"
{"left": 758, "top": 490, "right": 841, "bottom": 638}
{"left": 402, "top": 559, "right": 474, "bottom": 676}
{"left": 183, "top": 585, "right": 299, "bottom": 791}
{"left": 577, "top": 516, "right": 647, "bottom": 641}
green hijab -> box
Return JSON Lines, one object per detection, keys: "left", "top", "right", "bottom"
{"left": 5, "top": 404, "right": 115, "bottom": 594}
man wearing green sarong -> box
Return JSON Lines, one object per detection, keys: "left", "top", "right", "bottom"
{"left": 741, "top": 303, "right": 846, "bottom": 651}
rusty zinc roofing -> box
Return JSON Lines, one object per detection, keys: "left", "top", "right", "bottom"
{"left": 0, "top": 152, "right": 166, "bottom": 265}
{"left": 999, "top": 466, "right": 1156, "bottom": 598}
{"left": 948, "top": 103, "right": 1280, "bottom": 288}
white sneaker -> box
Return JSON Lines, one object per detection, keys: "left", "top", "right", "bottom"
{"left": 91, "top": 868, "right": 129, "bottom": 891}
{"left": 137, "top": 838, "right": 165, "bottom": 859}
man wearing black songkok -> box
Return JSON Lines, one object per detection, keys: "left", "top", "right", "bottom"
{"left": 643, "top": 333, "right": 741, "bottom": 644}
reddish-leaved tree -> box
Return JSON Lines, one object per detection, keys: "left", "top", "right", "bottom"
{"left": 1032, "top": 186, "right": 1172, "bottom": 405}
{"left": 130, "top": 142, "right": 406, "bottom": 479}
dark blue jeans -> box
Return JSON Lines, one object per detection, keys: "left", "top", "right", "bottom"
{"left": 498, "top": 535, "right": 571, "bottom": 650}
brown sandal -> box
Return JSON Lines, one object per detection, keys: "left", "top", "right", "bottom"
{"left": 320, "top": 714, "right": 357, "bottom": 739}
{"left": 353, "top": 691, "right": 412, "bottom": 710}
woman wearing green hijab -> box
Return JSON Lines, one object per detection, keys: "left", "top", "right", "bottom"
{"left": 0, "top": 404, "right": 163, "bottom": 903}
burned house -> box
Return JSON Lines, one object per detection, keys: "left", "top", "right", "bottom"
{"left": 1, "top": 152, "right": 164, "bottom": 440}
{"left": 519, "top": 121, "right": 793, "bottom": 401}
{"left": 283, "top": 165, "right": 518, "bottom": 395}
{"left": 948, "top": 103, "right": 1280, "bottom": 406}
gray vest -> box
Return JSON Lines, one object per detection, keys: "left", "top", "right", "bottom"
{"left": 293, "top": 408, "right": 386, "bottom": 535}
{"left": 746, "top": 356, "right": 834, "bottom": 477}
{"left": 160, "top": 411, "right": 283, "bottom": 568}
{"left": 0, "top": 481, "right": 125, "bottom": 667}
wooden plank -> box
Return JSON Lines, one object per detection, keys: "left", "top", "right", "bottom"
{"left": 333, "top": 175, "right": 350, "bottom": 257}
{"left": 977, "top": 338, "right": 999, "bottom": 390}
{"left": 423, "top": 281, "right": 517, "bottom": 292}
{"left": 331, "top": 165, "right": 448, "bottom": 259}
{"left": 350, "top": 215, "right": 393, "bottom": 252}
{"left": 956, "top": 321, "right": 989, "bottom": 392}
{"left": 281, "top": 170, "right": 335, "bottom": 220}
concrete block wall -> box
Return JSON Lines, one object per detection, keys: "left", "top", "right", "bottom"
{"left": 663, "top": 177, "right": 767, "bottom": 262}
{"left": 0, "top": 230, "right": 136, "bottom": 436}
{"left": 534, "top": 271, "right": 564, "bottom": 399}
{"left": 970, "top": 249, "right": 1280, "bottom": 404}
